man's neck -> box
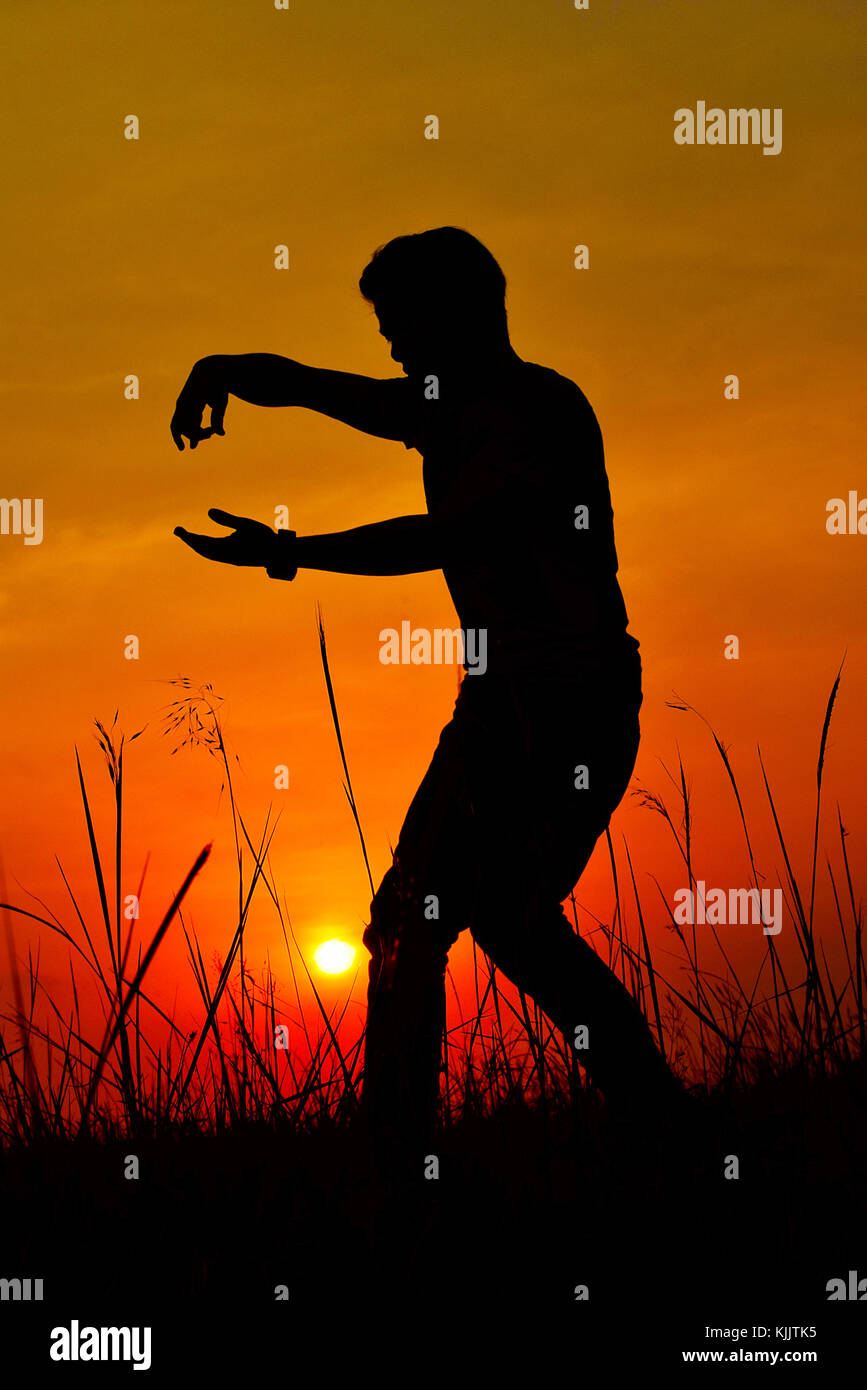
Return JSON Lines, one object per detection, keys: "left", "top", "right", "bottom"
{"left": 446, "top": 342, "right": 522, "bottom": 398}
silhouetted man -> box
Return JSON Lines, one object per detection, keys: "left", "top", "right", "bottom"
{"left": 171, "top": 226, "right": 688, "bottom": 1182}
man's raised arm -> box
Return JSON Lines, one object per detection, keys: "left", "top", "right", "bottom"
{"left": 171, "top": 354, "right": 413, "bottom": 451}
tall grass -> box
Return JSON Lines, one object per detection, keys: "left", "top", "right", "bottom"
{"left": 0, "top": 646, "right": 862, "bottom": 1149}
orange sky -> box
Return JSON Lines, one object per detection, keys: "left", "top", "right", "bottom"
{"left": 1, "top": 0, "right": 864, "bottom": 1055}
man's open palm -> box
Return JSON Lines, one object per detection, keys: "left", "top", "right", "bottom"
{"left": 174, "top": 510, "right": 277, "bottom": 566}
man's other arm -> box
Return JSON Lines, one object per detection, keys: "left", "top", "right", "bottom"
{"left": 294, "top": 515, "right": 443, "bottom": 576}
{"left": 172, "top": 353, "right": 414, "bottom": 449}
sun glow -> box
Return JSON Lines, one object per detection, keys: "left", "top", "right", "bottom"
{"left": 313, "top": 938, "right": 357, "bottom": 975}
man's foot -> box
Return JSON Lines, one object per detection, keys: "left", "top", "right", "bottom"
{"left": 599, "top": 1078, "right": 725, "bottom": 1188}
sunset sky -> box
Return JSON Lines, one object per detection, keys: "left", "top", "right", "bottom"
{"left": 1, "top": 0, "right": 864, "bottom": 1053}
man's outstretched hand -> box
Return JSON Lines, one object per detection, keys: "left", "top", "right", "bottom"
{"left": 174, "top": 509, "right": 291, "bottom": 572}
{"left": 171, "top": 360, "right": 229, "bottom": 451}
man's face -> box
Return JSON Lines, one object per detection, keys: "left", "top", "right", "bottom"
{"left": 374, "top": 297, "right": 449, "bottom": 377}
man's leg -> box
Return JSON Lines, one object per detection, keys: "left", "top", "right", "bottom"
{"left": 472, "top": 898, "right": 687, "bottom": 1123}
{"left": 361, "top": 866, "right": 450, "bottom": 1182}
{"left": 467, "top": 669, "right": 688, "bottom": 1125}
{"left": 360, "top": 720, "right": 471, "bottom": 1185}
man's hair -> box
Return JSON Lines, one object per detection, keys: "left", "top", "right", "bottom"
{"left": 359, "top": 227, "right": 508, "bottom": 334}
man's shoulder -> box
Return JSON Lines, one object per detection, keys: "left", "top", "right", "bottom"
{"left": 499, "top": 363, "right": 603, "bottom": 462}
{"left": 518, "top": 361, "right": 597, "bottom": 416}
{"left": 458, "top": 363, "right": 604, "bottom": 491}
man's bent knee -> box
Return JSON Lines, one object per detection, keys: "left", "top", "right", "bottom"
{"left": 363, "top": 861, "right": 451, "bottom": 995}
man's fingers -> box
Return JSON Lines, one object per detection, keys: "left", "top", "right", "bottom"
{"left": 174, "top": 527, "right": 222, "bottom": 560}
{"left": 171, "top": 390, "right": 222, "bottom": 450}
{"left": 208, "top": 508, "right": 250, "bottom": 529}
{"left": 170, "top": 412, "right": 187, "bottom": 451}
{"left": 208, "top": 393, "right": 228, "bottom": 434}
{"left": 188, "top": 425, "right": 217, "bottom": 450}
{"left": 174, "top": 525, "right": 205, "bottom": 550}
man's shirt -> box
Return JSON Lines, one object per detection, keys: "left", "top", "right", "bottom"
{"left": 386, "top": 357, "right": 639, "bottom": 677}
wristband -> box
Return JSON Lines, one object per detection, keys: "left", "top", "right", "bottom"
{"left": 266, "top": 528, "right": 298, "bottom": 581}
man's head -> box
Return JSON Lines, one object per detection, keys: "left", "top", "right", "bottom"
{"left": 359, "top": 227, "right": 509, "bottom": 376}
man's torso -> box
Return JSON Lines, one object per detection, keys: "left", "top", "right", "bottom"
{"left": 394, "top": 358, "right": 639, "bottom": 678}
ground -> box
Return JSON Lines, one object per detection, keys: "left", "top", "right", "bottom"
{"left": 2, "top": 1057, "right": 863, "bottom": 1376}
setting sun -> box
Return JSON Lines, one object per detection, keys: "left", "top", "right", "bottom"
{"left": 313, "top": 939, "right": 357, "bottom": 975}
